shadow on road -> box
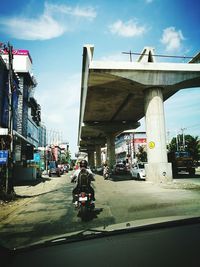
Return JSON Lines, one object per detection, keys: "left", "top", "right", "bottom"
{"left": 14, "top": 176, "right": 52, "bottom": 187}
{"left": 109, "top": 174, "right": 133, "bottom": 182}
{"left": 15, "top": 189, "right": 60, "bottom": 199}
{"left": 110, "top": 174, "right": 200, "bottom": 182}
{"left": 77, "top": 208, "right": 103, "bottom": 222}
{"left": 173, "top": 173, "right": 200, "bottom": 179}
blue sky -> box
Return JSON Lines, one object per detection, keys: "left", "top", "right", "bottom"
{"left": 0, "top": 0, "right": 199, "bottom": 156}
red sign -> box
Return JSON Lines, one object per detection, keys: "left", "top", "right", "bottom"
{"left": 133, "top": 138, "right": 146, "bottom": 144}
{"left": 1, "top": 49, "right": 32, "bottom": 62}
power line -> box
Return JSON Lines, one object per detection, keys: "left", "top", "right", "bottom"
{"left": 184, "top": 123, "right": 200, "bottom": 129}
{"left": 122, "top": 51, "right": 194, "bottom": 59}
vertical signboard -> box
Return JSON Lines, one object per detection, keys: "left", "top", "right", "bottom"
{"left": 0, "top": 150, "right": 8, "bottom": 164}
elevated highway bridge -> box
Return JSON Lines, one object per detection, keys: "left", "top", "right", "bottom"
{"left": 78, "top": 45, "right": 200, "bottom": 182}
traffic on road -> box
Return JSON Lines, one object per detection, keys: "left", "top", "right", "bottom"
{"left": 1, "top": 168, "right": 200, "bottom": 249}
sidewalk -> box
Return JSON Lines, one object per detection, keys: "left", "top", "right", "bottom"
{"left": 14, "top": 174, "right": 67, "bottom": 196}
{"left": 0, "top": 174, "right": 69, "bottom": 222}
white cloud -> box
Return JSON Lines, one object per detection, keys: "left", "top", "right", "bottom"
{"left": 44, "top": 2, "right": 97, "bottom": 19}
{"left": 72, "top": 6, "right": 97, "bottom": 19}
{"left": 0, "top": 2, "right": 97, "bottom": 40}
{"left": 0, "top": 15, "right": 65, "bottom": 40}
{"left": 161, "top": 27, "right": 184, "bottom": 52}
{"left": 35, "top": 73, "right": 81, "bottom": 154}
{"left": 109, "top": 19, "right": 146, "bottom": 37}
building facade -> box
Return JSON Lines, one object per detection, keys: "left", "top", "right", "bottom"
{"left": 115, "top": 130, "right": 147, "bottom": 164}
{"left": 0, "top": 46, "right": 46, "bottom": 174}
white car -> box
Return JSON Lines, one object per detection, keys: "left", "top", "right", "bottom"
{"left": 130, "top": 162, "right": 146, "bottom": 179}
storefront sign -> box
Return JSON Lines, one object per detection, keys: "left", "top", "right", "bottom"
{"left": 34, "top": 153, "right": 41, "bottom": 162}
{"left": 0, "top": 150, "right": 8, "bottom": 164}
{"left": 134, "top": 138, "right": 146, "bottom": 144}
{"left": 0, "top": 49, "right": 32, "bottom": 62}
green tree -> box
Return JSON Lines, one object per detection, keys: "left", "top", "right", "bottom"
{"left": 136, "top": 145, "right": 147, "bottom": 162}
{"left": 185, "top": 135, "right": 200, "bottom": 161}
{"left": 61, "top": 150, "right": 71, "bottom": 164}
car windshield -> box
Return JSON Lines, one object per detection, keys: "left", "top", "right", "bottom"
{"left": 138, "top": 163, "right": 145, "bottom": 169}
{"left": 116, "top": 164, "right": 124, "bottom": 167}
{"left": 0, "top": 0, "right": 200, "bottom": 252}
{"left": 49, "top": 161, "right": 56, "bottom": 168}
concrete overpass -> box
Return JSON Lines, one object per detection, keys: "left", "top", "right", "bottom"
{"left": 78, "top": 45, "right": 200, "bottom": 182}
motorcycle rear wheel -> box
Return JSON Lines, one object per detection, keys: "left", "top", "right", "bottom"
{"left": 80, "top": 205, "right": 87, "bottom": 219}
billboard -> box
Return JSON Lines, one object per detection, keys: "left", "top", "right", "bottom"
{"left": 0, "top": 49, "right": 32, "bottom": 63}
{"left": 1, "top": 81, "right": 19, "bottom": 130}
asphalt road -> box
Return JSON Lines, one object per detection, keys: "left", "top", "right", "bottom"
{"left": 0, "top": 171, "right": 200, "bottom": 249}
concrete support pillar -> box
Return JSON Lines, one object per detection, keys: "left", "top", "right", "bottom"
{"left": 144, "top": 88, "right": 172, "bottom": 183}
{"left": 106, "top": 133, "right": 116, "bottom": 169}
{"left": 88, "top": 151, "right": 95, "bottom": 169}
{"left": 95, "top": 145, "right": 102, "bottom": 167}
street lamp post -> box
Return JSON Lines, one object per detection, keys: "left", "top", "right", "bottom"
{"left": 124, "top": 134, "right": 133, "bottom": 165}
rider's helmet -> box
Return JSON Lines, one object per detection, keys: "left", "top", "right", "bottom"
{"left": 79, "top": 160, "right": 88, "bottom": 168}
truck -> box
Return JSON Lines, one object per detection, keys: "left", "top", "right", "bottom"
{"left": 168, "top": 151, "right": 196, "bottom": 177}
{"left": 48, "top": 161, "right": 61, "bottom": 177}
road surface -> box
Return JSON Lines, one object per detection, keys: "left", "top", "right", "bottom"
{"left": 0, "top": 171, "right": 200, "bottom": 248}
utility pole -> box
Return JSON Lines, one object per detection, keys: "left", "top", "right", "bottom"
{"left": 176, "top": 130, "right": 179, "bottom": 151}
{"left": 7, "top": 42, "right": 14, "bottom": 194}
{"left": 181, "top": 127, "right": 187, "bottom": 151}
{"left": 5, "top": 42, "right": 14, "bottom": 194}
{"left": 122, "top": 50, "right": 133, "bottom": 62}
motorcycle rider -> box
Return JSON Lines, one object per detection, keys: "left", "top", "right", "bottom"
{"left": 71, "top": 160, "right": 95, "bottom": 204}
{"left": 103, "top": 163, "right": 110, "bottom": 179}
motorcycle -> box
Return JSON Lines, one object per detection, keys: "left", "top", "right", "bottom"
{"left": 75, "top": 187, "right": 95, "bottom": 220}
{"left": 71, "top": 169, "right": 95, "bottom": 220}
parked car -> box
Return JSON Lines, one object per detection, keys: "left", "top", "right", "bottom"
{"left": 113, "top": 162, "right": 128, "bottom": 175}
{"left": 96, "top": 166, "right": 103, "bottom": 175}
{"left": 130, "top": 162, "right": 146, "bottom": 179}
{"left": 48, "top": 161, "right": 61, "bottom": 177}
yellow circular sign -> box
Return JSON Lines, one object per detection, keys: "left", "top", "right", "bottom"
{"left": 149, "top": 141, "right": 155, "bottom": 149}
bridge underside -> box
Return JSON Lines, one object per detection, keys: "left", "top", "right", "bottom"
{"left": 78, "top": 45, "right": 200, "bottom": 182}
